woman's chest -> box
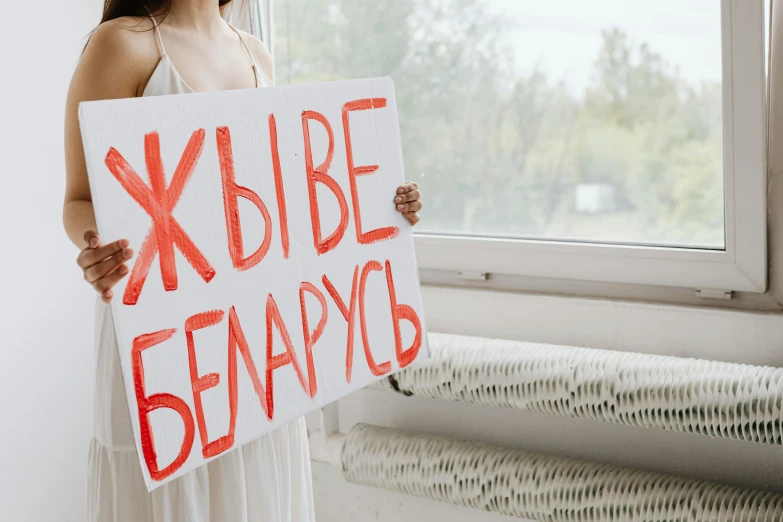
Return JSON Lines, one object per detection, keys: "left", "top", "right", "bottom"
{"left": 164, "top": 39, "right": 257, "bottom": 93}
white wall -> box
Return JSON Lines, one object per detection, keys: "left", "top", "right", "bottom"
{"left": 0, "top": 1, "right": 102, "bottom": 520}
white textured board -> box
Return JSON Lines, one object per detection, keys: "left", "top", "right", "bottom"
{"left": 79, "top": 77, "right": 428, "bottom": 490}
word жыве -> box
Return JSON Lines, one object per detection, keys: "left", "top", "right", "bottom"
{"left": 104, "top": 98, "right": 423, "bottom": 481}
{"left": 104, "top": 98, "right": 396, "bottom": 305}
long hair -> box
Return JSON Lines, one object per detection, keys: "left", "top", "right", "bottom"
{"left": 84, "top": 0, "right": 237, "bottom": 52}
{"left": 99, "top": 0, "right": 234, "bottom": 25}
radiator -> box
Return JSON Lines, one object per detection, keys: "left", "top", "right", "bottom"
{"left": 341, "top": 423, "right": 783, "bottom": 522}
{"left": 372, "top": 333, "right": 783, "bottom": 444}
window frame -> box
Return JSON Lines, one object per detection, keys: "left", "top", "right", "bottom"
{"left": 225, "top": 0, "right": 272, "bottom": 48}
{"left": 413, "top": 0, "right": 768, "bottom": 293}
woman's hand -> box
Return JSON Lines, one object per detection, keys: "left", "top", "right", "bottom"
{"left": 395, "top": 181, "right": 422, "bottom": 225}
{"left": 77, "top": 231, "right": 134, "bottom": 303}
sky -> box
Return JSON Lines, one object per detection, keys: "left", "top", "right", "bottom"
{"left": 485, "top": 0, "right": 741, "bottom": 94}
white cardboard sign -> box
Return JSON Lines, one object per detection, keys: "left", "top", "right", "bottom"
{"left": 79, "top": 77, "right": 428, "bottom": 491}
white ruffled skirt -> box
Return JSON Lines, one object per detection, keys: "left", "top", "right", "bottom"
{"left": 86, "top": 299, "right": 316, "bottom": 522}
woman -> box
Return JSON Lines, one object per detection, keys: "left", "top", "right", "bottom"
{"left": 63, "top": 1, "right": 423, "bottom": 520}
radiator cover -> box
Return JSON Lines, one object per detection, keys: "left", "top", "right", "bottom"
{"left": 342, "top": 423, "right": 783, "bottom": 522}
{"left": 372, "top": 333, "right": 783, "bottom": 444}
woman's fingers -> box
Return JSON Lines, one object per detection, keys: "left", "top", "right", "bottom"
{"left": 76, "top": 232, "right": 133, "bottom": 302}
{"left": 94, "top": 264, "right": 131, "bottom": 302}
{"left": 396, "top": 181, "right": 418, "bottom": 195}
{"left": 84, "top": 248, "right": 134, "bottom": 283}
{"left": 396, "top": 200, "right": 423, "bottom": 213}
{"left": 78, "top": 238, "right": 130, "bottom": 269}
{"left": 395, "top": 189, "right": 421, "bottom": 205}
{"left": 394, "top": 182, "right": 422, "bottom": 226}
{"left": 83, "top": 230, "right": 101, "bottom": 249}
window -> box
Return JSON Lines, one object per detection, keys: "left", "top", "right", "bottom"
{"left": 225, "top": 0, "right": 272, "bottom": 44}
{"left": 274, "top": 0, "right": 767, "bottom": 292}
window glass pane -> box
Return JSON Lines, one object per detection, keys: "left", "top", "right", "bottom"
{"left": 275, "top": 0, "right": 726, "bottom": 249}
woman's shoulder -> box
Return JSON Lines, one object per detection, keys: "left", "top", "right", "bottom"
{"left": 236, "top": 29, "right": 275, "bottom": 85}
{"left": 75, "top": 17, "right": 161, "bottom": 98}
{"left": 86, "top": 16, "right": 160, "bottom": 67}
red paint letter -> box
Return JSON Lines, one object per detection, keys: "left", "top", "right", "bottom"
{"left": 384, "top": 260, "right": 423, "bottom": 368}
{"left": 266, "top": 295, "right": 310, "bottom": 418}
{"left": 343, "top": 98, "right": 399, "bottom": 245}
{"left": 269, "top": 114, "right": 290, "bottom": 259}
{"left": 302, "top": 110, "right": 349, "bottom": 255}
{"left": 132, "top": 328, "right": 195, "bottom": 481}
{"left": 105, "top": 130, "right": 215, "bottom": 305}
{"left": 217, "top": 126, "right": 273, "bottom": 270}
{"left": 322, "top": 267, "right": 360, "bottom": 383}
{"left": 185, "top": 310, "right": 233, "bottom": 458}
{"left": 358, "top": 261, "right": 392, "bottom": 376}
{"left": 227, "top": 306, "right": 270, "bottom": 420}
{"left": 299, "top": 282, "right": 328, "bottom": 397}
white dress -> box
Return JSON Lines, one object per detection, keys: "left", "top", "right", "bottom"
{"left": 86, "top": 18, "right": 316, "bottom": 522}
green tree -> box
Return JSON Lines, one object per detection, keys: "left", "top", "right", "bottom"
{"left": 275, "top": 0, "right": 725, "bottom": 247}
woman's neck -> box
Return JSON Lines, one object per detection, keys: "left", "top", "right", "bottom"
{"left": 165, "top": 0, "right": 225, "bottom": 36}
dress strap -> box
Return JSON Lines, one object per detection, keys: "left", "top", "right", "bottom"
{"left": 227, "top": 24, "right": 259, "bottom": 87}
{"left": 144, "top": 7, "right": 167, "bottom": 57}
